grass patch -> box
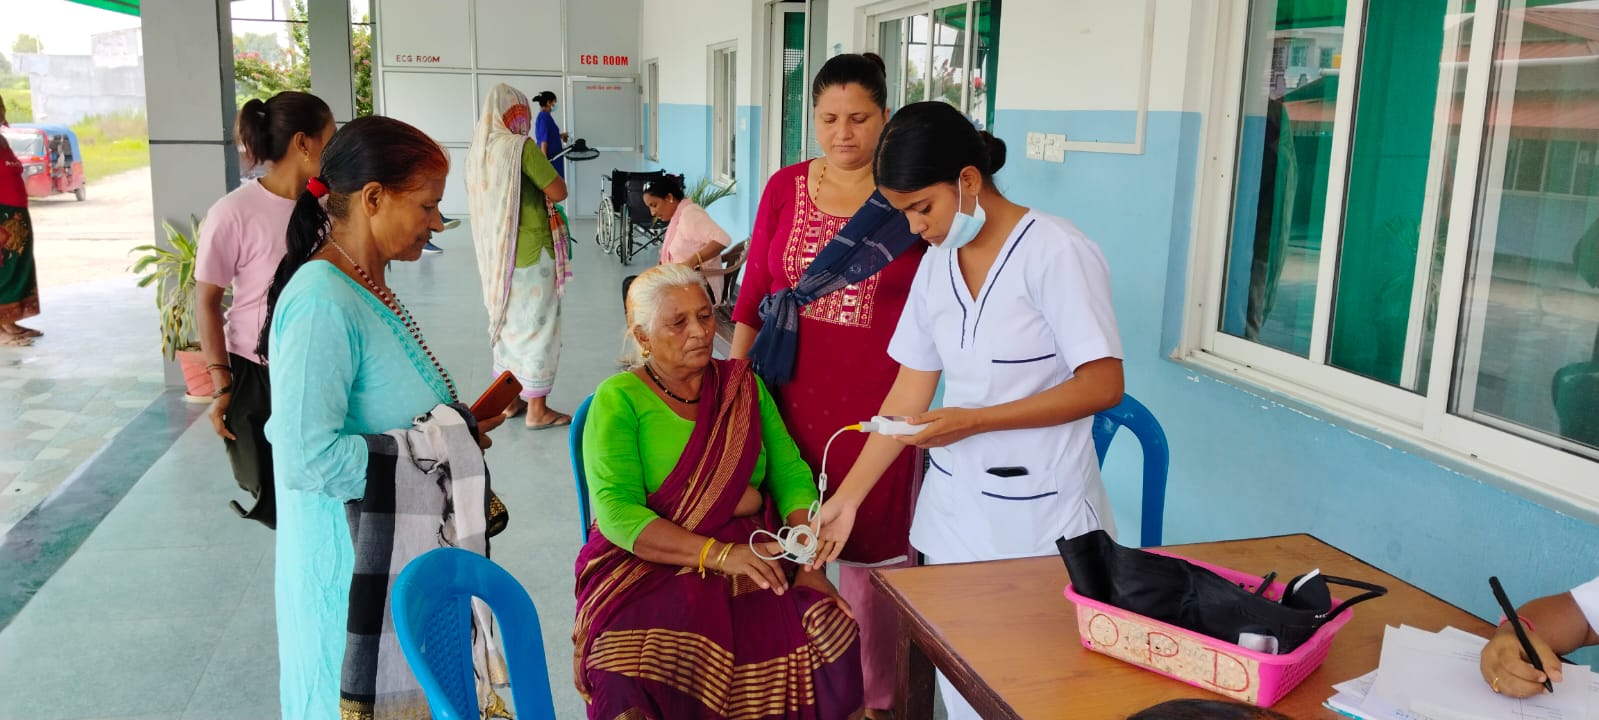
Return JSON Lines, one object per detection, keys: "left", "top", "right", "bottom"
{"left": 0, "top": 88, "right": 32, "bottom": 123}
{"left": 69, "top": 111, "right": 151, "bottom": 183}
{"left": 81, "top": 137, "right": 149, "bottom": 183}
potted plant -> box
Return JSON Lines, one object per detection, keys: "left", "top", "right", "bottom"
{"left": 129, "top": 216, "right": 214, "bottom": 401}
{"left": 687, "top": 176, "right": 736, "bottom": 209}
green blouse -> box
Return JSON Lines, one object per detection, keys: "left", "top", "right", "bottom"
{"left": 582, "top": 371, "right": 818, "bottom": 552}
{"left": 515, "top": 140, "right": 560, "bottom": 268}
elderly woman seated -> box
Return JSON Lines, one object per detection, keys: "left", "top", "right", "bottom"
{"left": 573, "top": 263, "right": 864, "bottom": 720}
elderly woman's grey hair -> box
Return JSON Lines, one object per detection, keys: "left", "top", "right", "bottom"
{"left": 621, "top": 263, "right": 711, "bottom": 368}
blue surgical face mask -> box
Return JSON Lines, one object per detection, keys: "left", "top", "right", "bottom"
{"left": 941, "top": 180, "right": 986, "bottom": 251}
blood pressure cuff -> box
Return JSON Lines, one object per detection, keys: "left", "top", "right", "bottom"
{"left": 1057, "top": 530, "right": 1386, "bottom": 653}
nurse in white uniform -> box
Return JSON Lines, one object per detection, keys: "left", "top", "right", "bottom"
{"left": 812, "top": 101, "right": 1126, "bottom": 719}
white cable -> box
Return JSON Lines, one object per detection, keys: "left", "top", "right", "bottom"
{"left": 750, "top": 424, "right": 859, "bottom": 565}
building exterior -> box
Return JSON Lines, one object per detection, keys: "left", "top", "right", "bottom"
{"left": 16, "top": 27, "right": 146, "bottom": 124}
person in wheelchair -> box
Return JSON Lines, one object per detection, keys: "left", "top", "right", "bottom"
{"left": 643, "top": 176, "right": 729, "bottom": 271}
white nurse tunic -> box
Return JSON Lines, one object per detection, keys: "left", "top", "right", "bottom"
{"left": 888, "top": 210, "right": 1124, "bottom": 564}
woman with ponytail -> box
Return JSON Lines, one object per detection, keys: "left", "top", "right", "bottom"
{"left": 195, "top": 90, "right": 333, "bottom": 528}
{"left": 533, "top": 90, "right": 568, "bottom": 179}
{"left": 813, "top": 102, "right": 1127, "bottom": 719}
{"left": 259, "top": 115, "right": 504, "bottom": 719}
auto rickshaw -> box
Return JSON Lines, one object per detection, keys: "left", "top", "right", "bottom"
{"left": 1, "top": 123, "right": 86, "bottom": 201}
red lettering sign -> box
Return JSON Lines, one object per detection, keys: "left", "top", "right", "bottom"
{"left": 579, "top": 54, "right": 630, "bottom": 66}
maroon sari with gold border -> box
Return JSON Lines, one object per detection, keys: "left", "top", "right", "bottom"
{"left": 572, "top": 360, "right": 862, "bottom": 720}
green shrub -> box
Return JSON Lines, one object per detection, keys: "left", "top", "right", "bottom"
{"left": 70, "top": 111, "right": 147, "bottom": 145}
{"left": 0, "top": 88, "right": 32, "bottom": 123}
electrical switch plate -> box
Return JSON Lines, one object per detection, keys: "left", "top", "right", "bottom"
{"left": 1025, "top": 131, "right": 1045, "bottom": 160}
{"left": 1044, "top": 133, "right": 1068, "bottom": 163}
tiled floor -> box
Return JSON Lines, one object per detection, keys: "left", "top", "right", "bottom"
{"left": 0, "top": 220, "right": 638, "bottom": 718}
{"left": 0, "top": 275, "right": 168, "bottom": 538}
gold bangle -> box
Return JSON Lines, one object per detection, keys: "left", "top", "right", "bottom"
{"left": 715, "top": 542, "right": 734, "bottom": 574}
{"left": 696, "top": 537, "right": 716, "bottom": 579}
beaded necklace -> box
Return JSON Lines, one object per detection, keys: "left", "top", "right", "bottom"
{"left": 643, "top": 362, "right": 699, "bottom": 404}
{"left": 328, "top": 240, "right": 458, "bottom": 402}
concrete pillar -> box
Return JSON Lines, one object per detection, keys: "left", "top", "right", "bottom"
{"left": 141, "top": 0, "right": 239, "bottom": 221}
{"left": 139, "top": 0, "right": 238, "bottom": 384}
{"left": 309, "top": 0, "right": 357, "bottom": 123}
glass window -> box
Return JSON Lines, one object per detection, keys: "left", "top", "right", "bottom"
{"left": 1219, "top": 0, "right": 1349, "bottom": 357}
{"left": 1453, "top": 1, "right": 1599, "bottom": 457}
{"left": 712, "top": 46, "right": 737, "bottom": 183}
{"left": 4, "top": 132, "right": 43, "bottom": 158}
{"left": 779, "top": 12, "right": 807, "bottom": 168}
{"left": 930, "top": 6, "right": 969, "bottom": 110}
{"left": 1327, "top": 0, "right": 1468, "bottom": 391}
{"left": 1204, "top": 0, "right": 1599, "bottom": 484}
{"left": 646, "top": 61, "right": 659, "bottom": 162}
{"left": 1221, "top": 0, "right": 1470, "bottom": 395}
{"left": 875, "top": 2, "right": 999, "bottom": 129}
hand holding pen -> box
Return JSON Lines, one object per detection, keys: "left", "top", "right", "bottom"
{"left": 1481, "top": 576, "right": 1562, "bottom": 697}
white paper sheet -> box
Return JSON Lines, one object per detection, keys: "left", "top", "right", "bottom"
{"left": 1365, "top": 625, "right": 1592, "bottom": 720}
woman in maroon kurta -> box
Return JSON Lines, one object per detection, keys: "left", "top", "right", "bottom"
{"left": 730, "top": 53, "right": 922, "bottom": 717}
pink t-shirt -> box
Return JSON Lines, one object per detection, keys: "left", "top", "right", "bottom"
{"left": 195, "top": 180, "right": 295, "bottom": 365}
{"left": 660, "top": 199, "right": 731, "bottom": 267}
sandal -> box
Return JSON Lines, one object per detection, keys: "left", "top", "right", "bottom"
{"left": 8, "top": 324, "right": 42, "bottom": 338}
{"left": 0, "top": 331, "right": 32, "bottom": 347}
{"left": 526, "top": 411, "right": 572, "bottom": 431}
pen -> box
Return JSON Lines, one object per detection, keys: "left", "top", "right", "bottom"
{"left": 1489, "top": 576, "right": 1554, "bottom": 693}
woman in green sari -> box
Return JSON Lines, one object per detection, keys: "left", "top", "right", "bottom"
{"left": 0, "top": 96, "right": 41, "bottom": 346}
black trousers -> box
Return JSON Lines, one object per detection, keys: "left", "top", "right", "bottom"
{"left": 225, "top": 353, "right": 276, "bottom": 528}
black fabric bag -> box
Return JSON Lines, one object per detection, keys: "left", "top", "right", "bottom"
{"left": 1058, "top": 530, "right": 1386, "bottom": 654}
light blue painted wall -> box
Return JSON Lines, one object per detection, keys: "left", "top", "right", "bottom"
{"left": 992, "top": 108, "right": 1599, "bottom": 650}
{"left": 646, "top": 102, "right": 761, "bottom": 242}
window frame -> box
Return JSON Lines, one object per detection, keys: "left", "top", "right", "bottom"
{"left": 644, "top": 58, "right": 659, "bottom": 162}
{"left": 1183, "top": 0, "right": 1599, "bottom": 518}
{"left": 708, "top": 41, "right": 738, "bottom": 186}
{"left": 866, "top": 0, "right": 992, "bottom": 120}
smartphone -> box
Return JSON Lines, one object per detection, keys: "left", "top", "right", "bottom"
{"left": 470, "top": 371, "right": 523, "bottom": 422}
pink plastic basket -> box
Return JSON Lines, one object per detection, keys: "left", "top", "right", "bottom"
{"left": 1062, "top": 550, "right": 1353, "bottom": 708}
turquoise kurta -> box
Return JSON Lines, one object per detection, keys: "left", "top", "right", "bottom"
{"left": 264, "top": 261, "right": 453, "bottom": 720}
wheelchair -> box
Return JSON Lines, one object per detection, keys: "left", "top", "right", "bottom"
{"left": 595, "top": 169, "right": 682, "bottom": 264}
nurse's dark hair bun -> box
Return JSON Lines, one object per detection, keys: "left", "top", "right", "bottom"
{"left": 874, "top": 101, "right": 1005, "bottom": 192}
{"left": 980, "top": 132, "right": 1007, "bottom": 175}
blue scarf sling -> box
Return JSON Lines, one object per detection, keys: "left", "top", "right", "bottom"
{"left": 748, "top": 190, "right": 921, "bottom": 385}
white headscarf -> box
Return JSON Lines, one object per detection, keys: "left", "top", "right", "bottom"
{"left": 466, "top": 83, "right": 531, "bottom": 345}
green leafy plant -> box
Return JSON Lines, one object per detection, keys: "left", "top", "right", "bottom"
{"left": 233, "top": 1, "right": 374, "bottom": 117}
{"left": 129, "top": 217, "right": 202, "bottom": 361}
{"left": 687, "top": 176, "right": 736, "bottom": 209}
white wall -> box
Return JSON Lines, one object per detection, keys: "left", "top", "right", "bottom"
{"left": 639, "top": 0, "right": 756, "bottom": 106}
{"left": 827, "top": 0, "right": 1214, "bottom": 114}
{"left": 373, "top": 0, "right": 643, "bottom": 215}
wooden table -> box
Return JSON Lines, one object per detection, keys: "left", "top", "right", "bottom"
{"left": 872, "top": 533, "right": 1492, "bottom": 719}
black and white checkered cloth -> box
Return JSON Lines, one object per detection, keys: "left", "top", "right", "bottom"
{"left": 338, "top": 403, "right": 506, "bottom": 719}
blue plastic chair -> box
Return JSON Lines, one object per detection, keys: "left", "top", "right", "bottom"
{"left": 391, "top": 548, "right": 556, "bottom": 720}
{"left": 1091, "top": 393, "right": 1169, "bottom": 548}
{"left": 569, "top": 394, "right": 595, "bottom": 541}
